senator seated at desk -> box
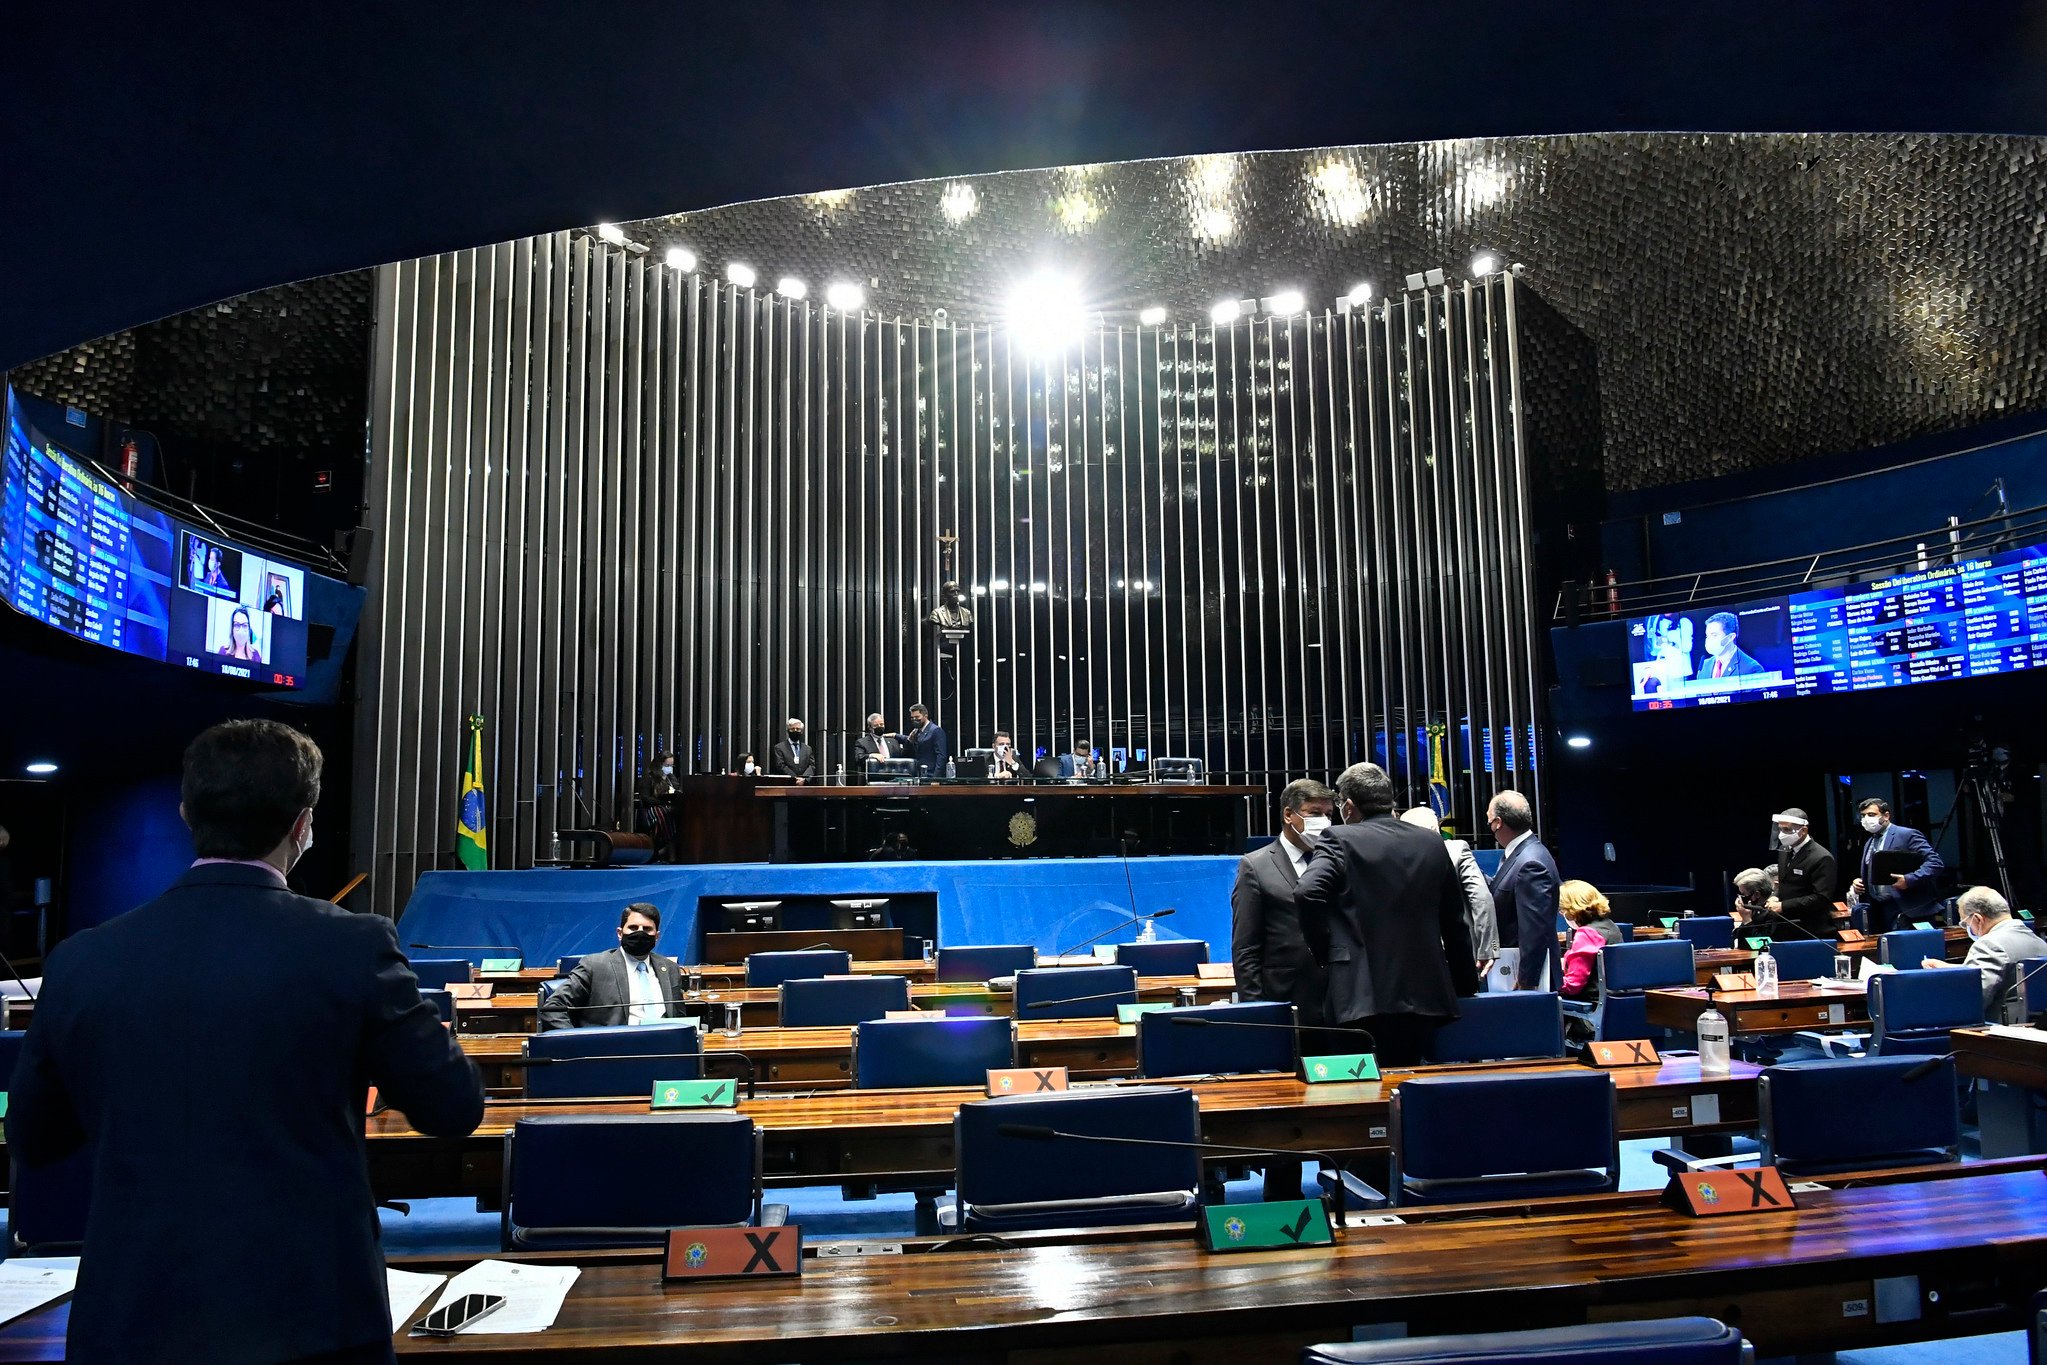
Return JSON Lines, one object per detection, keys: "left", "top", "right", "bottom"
{"left": 1916, "top": 886, "right": 2046, "bottom": 1020}
{"left": 537, "top": 903, "right": 688, "bottom": 1030}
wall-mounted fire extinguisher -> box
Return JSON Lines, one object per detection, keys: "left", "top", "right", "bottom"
{"left": 1604, "top": 568, "right": 1620, "bottom": 617}
{"left": 119, "top": 435, "right": 140, "bottom": 489}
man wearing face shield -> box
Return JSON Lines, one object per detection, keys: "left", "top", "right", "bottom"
{"left": 1764, "top": 807, "right": 1840, "bottom": 937}
{"left": 1231, "top": 780, "right": 1337, "bottom": 1019}
{"left": 538, "top": 903, "right": 686, "bottom": 1030}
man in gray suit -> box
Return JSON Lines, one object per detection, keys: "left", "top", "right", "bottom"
{"left": 1401, "top": 806, "right": 1499, "bottom": 982}
{"left": 538, "top": 903, "right": 688, "bottom": 1030}
{"left": 1919, "top": 885, "right": 2047, "bottom": 1020}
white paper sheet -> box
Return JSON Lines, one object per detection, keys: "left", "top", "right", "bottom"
{"left": 0, "top": 1258, "right": 78, "bottom": 1326}
{"left": 386, "top": 1267, "right": 447, "bottom": 1333}
{"left": 424, "top": 1259, "right": 580, "bottom": 1334}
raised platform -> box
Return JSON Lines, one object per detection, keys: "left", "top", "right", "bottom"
{"left": 397, "top": 856, "right": 1238, "bottom": 970}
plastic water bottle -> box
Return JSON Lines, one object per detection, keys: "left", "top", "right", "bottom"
{"left": 945, "top": 757, "right": 957, "bottom": 780}
{"left": 1138, "top": 917, "right": 1157, "bottom": 943}
{"left": 1754, "top": 947, "right": 1779, "bottom": 994}
{"left": 1697, "top": 1007, "right": 1732, "bottom": 1075}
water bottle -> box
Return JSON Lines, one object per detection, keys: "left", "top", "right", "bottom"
{"left": 1754, "top": 947, "right": 1779, "bottom": 994}
{"left": 1697, "top": 1007, "right": 1732, "bottom": 1075}
{"left": 1138, "top": 917, "right": 1157, "bottom": 943}
{"left": 945, "top": 757, "right": 957, "bottom": 780}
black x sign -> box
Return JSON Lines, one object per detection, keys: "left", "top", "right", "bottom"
{"left": 1734, "top": 1171, "right": 1782, "bottom": 1208}
{"left": 1619, "top": 1041, "right": 1654, "bottom": 1065}
{"left": 1032, "top": 1070, "right": 1059, "bottom": 1092}
{"left": 742, "top": 1230, "right": 787, "bottom": 1273}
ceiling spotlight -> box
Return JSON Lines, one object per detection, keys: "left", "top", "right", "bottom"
{"left": 1138, "top": 306, "right": 1168, "bottom": 326}
{"left": 1470, "top": 253, "right": 1499, "bottom": 277}
{"left": 776, "top": 276, "right": 807, "bottom": 300}
{"left": 25, "top": 761, "right": 57, "bottom": 775}
{"left": 596, "top": 223, "right": 626, "bottom": 245}
{"left": 824, "top": 281, "right": 865, "bottom": 312}
{"left": 1344, "top": 282, "right": 1374, "bottom": 306}
{"left": 1210, "top": 299, "right": 1241, "bottom": 326}
{"left": 1565, "top": 735, "right": 1592, "bottom": 750}
{"left": 664, "top": 246, "right": 697, "bottom": 271}
{"left": 1030, "top": 582, "right": 1049, "bottom": 593}
{"left": 1267, "top": 289, "right": 1305, "bottom": 317}
{"left": 1006, "top": 270, "right": 1087, "bottom": 354}
{"left": 940, "top": 181, "right": 980, "bottom": 224}
{"left": 726, "top": 263, "right": 757, "bottom": 289}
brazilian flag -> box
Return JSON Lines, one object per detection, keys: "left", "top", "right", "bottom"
{"left": 457, "top": 715, "right": 488, "bottom": 870}
{"left": 1426, "top": 723, "right": 1452, "bottom": 824}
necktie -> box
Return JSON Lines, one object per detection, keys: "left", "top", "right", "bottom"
{"left": 1713, "top": 657, "right": 1726, "bottom": 678}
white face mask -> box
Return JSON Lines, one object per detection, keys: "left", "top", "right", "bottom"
{"left": 743, "top": 762, "right": 756, "bottom": 775}
{"left": 660, "top": 764, "right": 674, "bottom": 777}
{"left": 1861, "top": 814, "right": 1882, "bottom": 834}
{"left": 1778, "top": 829, "right": 1801, "bottom": 850}
{"left": 1299, "top": 815, "right": 1332, "bottom": 837}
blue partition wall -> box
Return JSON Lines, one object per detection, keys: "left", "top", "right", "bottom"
{"left": 397, "top": 856, "right": 1239, "bottom": 967}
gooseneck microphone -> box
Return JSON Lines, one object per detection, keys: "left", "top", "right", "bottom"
{"left": 1898, "top": 1052, "right": 1960, "bottom": 1083}
{"left": 993, "top": 1123, "right": 1354, "bottom": 1223}
{"left": 1023, "top": 989, "right": 1145, "bottom": 1011}
{"left": 409, "top": 942, "right": 525, "bottom": 955}
{"left": 1051, "top": 908, "right": 1178, "bottom": 960}
{"left": 1166, "top": 1016, "right": 1380, "bottom": 1055}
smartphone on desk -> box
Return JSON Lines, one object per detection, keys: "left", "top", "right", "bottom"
{"left": 411, "top": 1293, "right": 505, "bottom": 1337}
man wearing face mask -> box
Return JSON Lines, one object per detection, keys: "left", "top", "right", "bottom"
{"left": 1232, "top": 780, "right": 1337, "bottom": 1026}
{"left": 9, "top": 720, "right": 483, "bottom": 1363}
{"left": 988, "top": 730, "right": 1024, "bottom": 781}
{"left": 850, "top": 712, "right": 894, "bottom": 782}
{"left": 1918, "top": 885, "right": 2046, "bottom": 1020}
{"left": 770, "top": 718, "right": 817, "bottom": 784}
{"left": 1764, "top": 807, "right": 1841, "bottom": 937}
{"left": 1692, "top": 610, "right": 1763, "bottom": 684}
{"left": 1401, "top": 806, "right": 1499, "bottom": 983}
{"left": 1846, "top": 796, "right": 1944, "bottom": 934}
{"left": 538, "top": 904, "right": 687, "bottom": 1030}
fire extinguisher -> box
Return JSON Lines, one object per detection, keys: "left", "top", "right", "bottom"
{"left": 1604, "top": 568, "right": 1619, "bottom": 617}
{"left": 119, "top": 436, "right": 140, "bottom": 489}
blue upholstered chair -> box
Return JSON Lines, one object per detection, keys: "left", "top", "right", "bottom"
{"left": 1013, "top": 965, "right": 1138, "bottom": 1020}
{"left": 501, "top": 1113, "right": 784, "bottom": 1249}
{"left": 1138, "top": 1001, "right": 1295, "bottom": 1078}
{"left": 1759, "top": 937, "right": 1837, "bottom": 982}
{"left": 0, "top": 1030, "right": 91, "bottom": 1256}
{"left": 1868, "top": 968, "right": 1982, "bottom": 1056}
{"left": 1614, "top": 921, "right": 1636, "bottom": 943}
{"left": 852, "top": 1016, "right": 1016, "bottom": 1088}
{"left": 555, "top": 955, "right": 584, "bottom": 977}
{"left": 1759, "top": 1056, "right": 1960, "bottom": 1175}
{"left": 1879, "top": 927, "right": 1947, "bottom": 968}
{"left": 746, "top": 949, "right": 851, "bottom": 988}
{"left": 935, "top": 944, "right": 1037, "bottom": 983}
{"left": 1426, "top": 992, "right": 1566, "bottom": 1063}
{"left": 522, "top": 1021, "right": 701, "bottom": 1098}
{"left": 779, "top": 975, "right": 911, "bottom": 1028}
{"left": 1300, "top": 1317, "right": 1747, "bottom": 1364}
{"left": 420, "top": 988, "right": 455, "bottom": 1026}
{"left": 409, "top": 957, "right": 474, "bottom": 991}
{"left": 1387, "top": 1070, "right": 1618, "bottom": 1206}
{"left": 1562, "top": 940, "right": 1695, "bottom": 1042}
{"left": 1114, "top": 940, "right": 1209, "bottom": 976}
{"left": 944, "top": 1086, "right": 1202, "bottom": 1233}
{"left": 1674, "top": 915, "right": 1734, "bottom": 951}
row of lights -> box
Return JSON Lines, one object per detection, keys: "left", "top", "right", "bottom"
{"left": 595, "top": 224, "right": 867, "bottom": 313}
{"left": 24, "top": 761, "right": 56, "bottom": 774}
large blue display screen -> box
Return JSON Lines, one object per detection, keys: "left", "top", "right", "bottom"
{"left": 1628, "top": 542, "right": 2047, "bottom": 710}
{"left": 0, "top": 386, "right": 329, "bottom": 689}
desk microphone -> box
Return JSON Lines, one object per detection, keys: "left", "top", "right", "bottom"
{"left": 1165, "top": 1016, "right": 1380, "bottom": 1054}
{"left": 1052, "top": 908, "right": 1178, "bottom": 960}
{"left": 1898, "top": 1052, "right": 1961, "bottom": 1083}
{"left": 1022, "top": 989, "right": 1145, "bottom": 1011}
{"left": 993, "top": 1123, "right": 1355, "bottom": 1223}
{"left": 408, "top": 942, "right": 524, "bottom": 955}
{"left": 501, "top": 1048, "right": 759, "bottom": 1099}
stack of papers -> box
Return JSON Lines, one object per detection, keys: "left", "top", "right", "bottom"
{"left": 386, "top": 1268, "right": 447, "bottom": 1333}
{"left": 0, "top": 1258, "right": 78, "bottom": 1327}
{"left": 421, "top": 1260, "right": 580, "bottom": 1334}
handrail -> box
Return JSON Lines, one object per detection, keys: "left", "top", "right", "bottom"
{"left": 77, "top": 452, "right": 348, "bottom": 575}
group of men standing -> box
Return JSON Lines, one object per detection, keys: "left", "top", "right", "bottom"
{"left": 1230, "top": 762, "right": 1559, "bottom": 1066}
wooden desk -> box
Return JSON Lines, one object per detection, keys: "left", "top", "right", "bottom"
{"left": 1837, "top": 925, "right": 1970, "bottom": 963}
{"left": 368, "top": 1058, "right": 1760, "bottom": 1201}
{"left": 1953, "top": 1025, "right": 2047, "bottom": 1157}
{"left": 1645, "top": 980, "right": 1868, "bottom": 1036}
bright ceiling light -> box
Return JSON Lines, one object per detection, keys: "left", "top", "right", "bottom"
{"left": 1007, "top": 270, "right": 1087, "bottom": 354}
{"left": 1138, "top": 306, "right": 1168, "bottom": 326}
{"left": 1565, "top": 735, "right": 1592, "bottom": 750}
{"left": 25, "top": 761, "right": 58, "bottom": 775}
{"left": 776, "top": 276, "right": 807, "bottom": 299}
{"left": 1209, "top": 299, "right": 1241, "bottom": 326}
{"left": 1470, "top": 253, "right": 1499, "bottom": 278}
{"left": 726, "top": 262, "right": 757, "bottom": 289}
{"left": 940, "top": 182, "right": 980, "bottom": 223}
{"left": 664, "top": 246, "right": 696, "bottom": 271}
{"left": 1194, "top": 206, "right": 1235, "bottom": 241}
{"left": 596, "top": 223, "right": 626, "bottom": 245}
{"left": 825, "top": 281, "right": 865, "bottom": 312}
{"left": 1345, "top": 282, "right": 1374, "bottom": 306}
{"left": 1268, "top": 289, "right": 1305, "bottom": 317}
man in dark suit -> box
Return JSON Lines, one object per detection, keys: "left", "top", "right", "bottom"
{"left": 1232, "top": 779, "right": 1336, "bottom": 1020}
{"left": 1848, "top": 796, "right": 1945, "bottom": 933}
{"left": 896, "top": 701, "right": 950, "bottom": 778}
{"left": 769, "top": 718, "right": 817, "bottom": 783}
{"left": 1296, "top": 763, "right": 1477, "bottom": 1066}
{"left": 8, "top": 720, "right": 483, "bottom": 1364}
{"left": 1485, "top": 788, "right": 1561, "bottom": 993}
{"left": 1767, "top": 806, "right": 1841, "bottom": 937}
{"left": 1693, "top": 610, "right": 1764, "bottom": 681}
{"left": 849, "top": 712, "right": 895, "bottom": 782}
{"left": 537, "top": 903, "right": 688, "bottom": 1030}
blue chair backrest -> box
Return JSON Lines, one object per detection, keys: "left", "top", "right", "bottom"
{"left": 1600, "top": 940, "right": 1696, "bottom": 994}
{"left": 0, "top": 1029, "right": 89, "bottom": 1254}
{"left": 1615, "top": 922, "right": 1636, "bottom": 942}
{"left": 1395, "top": 1071, "right": 1616, "bottom": 1188}
{"left": 1760, "top": 1057, "right": 1960, "bottom": 1174}
{"left": 1674, "top": 916, "right": 1734, "bottom": 950}
{"left": 1114, "top": 940, "right": 1209, "bottom": 975}
{"left": 0, "top": 1031, "right": 24, "bottom": 1087}
{"left": 1013, "top": 965, "right": 1138, "bottom": 1019}
{"left": 1870, "top": 968, "right": 1983, "bottom": 1037}
{"left": 523, "top": 1021, "right": 701, "bottom": 1098}
{"left": 1138, "top": 1001, "right": 1294, "bottom": 1077}
{"left": 853, "top": 1016, "right": 1015, "bottom": 1088}
{"left": 779, "top": 975, "right": 911, "bottom": 1028}
{"left": 556, "top": 955, "right": 584, "bottom": 977}
{"left": 506, "top": 1113, "right": 758, "bottom": 1245}
{"left": 420, "top": 988, "right": 454, "bottom": 1025}
{"left": 2025, "top": 958, "right": 2047, "bottom": 1017}
{"left": 410, "top": 958, "right": 473, "bottom": 991}
{"left": 1427, "top": 993, "right": 1566, "bottom": 1063}
{"left": 746, "top": 950, "right": 852, "bottom": 987}
{"left": 1761, "top": 938, "right": 1837, "bottom": 981}
{"left": 955, "top": 1086, "right": 1200, "bottom": 1207}
{"left": 935, "top": 945, "right": 1038, "bottom": 983}
{"left": 1299, "top": 1316, "right": 1747, "bottom": 1364}
{"left": 1880, "top": 928, "right": 1946, "bottom": 968}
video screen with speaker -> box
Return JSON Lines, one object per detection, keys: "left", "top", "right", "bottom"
{"left": 1629, "top": 541, "right": 2047, "bottom": 710}
{"left": 0, "top": 384, "right": 337, "bottom": 689}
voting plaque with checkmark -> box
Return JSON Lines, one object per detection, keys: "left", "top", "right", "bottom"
{"left": 649, "top": 1079, "right": 738, "bottom": 1109}
{"left": 1299, "top": 1053, "right": 1380, "bottom": 1084}
{"left": 1198, "top": 1199, "right": 1334, "bottom": 1253}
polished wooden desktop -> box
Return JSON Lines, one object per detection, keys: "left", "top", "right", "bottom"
{"left": 1645, "top": 979, "right": 1869, "bottom": 1036}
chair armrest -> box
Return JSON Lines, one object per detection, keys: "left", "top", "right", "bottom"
{"left": 1651, "top": 1148, "right": 1756, "bottom": 1175}
{"left": 762, "top": 1204, "right": 790, "bottom": 1227}
{"left": 1317, "top": 1168, "right": 1389, "bottom": 1211}
{"left": 1793, "top": 1029, "right": 1868, "bottom": 1058}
